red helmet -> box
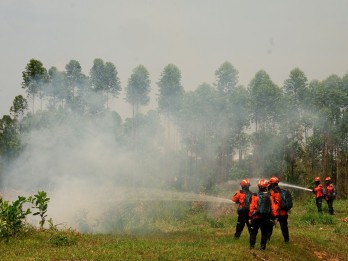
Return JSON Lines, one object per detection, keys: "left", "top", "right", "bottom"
{"left": 240, "top": 179, "right": 250, "bottom": 187}
{"left": 314, "top": 177, "right": 321, "bottom": 182}
{"left": 325, "top": 177, "right": 332, "bottom": 182}
{"left": 269, "top": 176, "right": 279, "bottom": 184}
{"left": 258, "top": 179, "right": 268, "bottom": 188}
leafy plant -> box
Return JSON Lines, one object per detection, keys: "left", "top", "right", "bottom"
{"left": 0, "top": 196, "right": 31, "bottom": 241}
{"left": 30, "top": 191, "right": 50, "bottom": 229}
{"left": 49, "top": 233, "right": 77, "bottom": 246}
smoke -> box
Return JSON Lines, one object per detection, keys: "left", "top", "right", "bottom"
{"left": 1, "top": 110, "right": 182, "bottom": 232}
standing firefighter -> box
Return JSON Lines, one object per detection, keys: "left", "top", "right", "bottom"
{"left": 323, "top": 177, "right": 336, "bottom": 215}
{"left": 312, "top": 177, "right": 324, "bottom": 213}
{"left": 268, "top": 176, "right": 292, "bottom": 243}
{"left": 249, "top": 179, "right": 277, "bottom": 250}
{"left": 231, "top": 179, "right": 252, "bottom": 238}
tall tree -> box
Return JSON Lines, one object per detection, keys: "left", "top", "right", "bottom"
{"left": 0, "top": 115, "right": 21, "bottom": 159}
{"left": 89, "top": 58, "right": 121, "bottom": 111}
{"left": 125, "top": 65, "right": 151, "bottom": 117}
{"left": 310, "top": 75, "right": 347, "bottom": 178}
{"left": 65, "top": 60, "right": 84, "bottom": 98}
{"left": 283, "top": 68, "right": 308, "bottom": 109}
{"left": 22, "top": 59, "right": 48, "bottom": 113}
{"left": 65, "top": 60, "right": 89, "bottom": 113}
{"left": 10, "top": 95, "right": 28, "bottom": 121}
{"left": 47, "top": 66, "right": 66, "bottom": 109}
{"left": 157, "top": 64, "right": 184, "bottom": 118}
{"left": 248, "top": 70, "right": 283, "bottom": 177}
{"left": 248, "top": 70, "right": 283, "bottom": 132}
{"left": 104, "top": 62, "right": 121, "bottom": 109}
{"left": 215, "top": 61, "right": 239, "bottom": 94}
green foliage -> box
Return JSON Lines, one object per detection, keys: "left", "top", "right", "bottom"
{"left": 1, "top": 198, "right": 348, "bottom": 260}
{"left": 0, "top": 114, "right": 21, "bottom": 159}
{"left": 0, "top": 191, "right": 53, "bottom": 241}
{"left": 30, "top": 191, "right": 50, "bottom": 229}
{"left": 49, "top": 232, "right": 78, "bottom": 246}
{"left": 207, "top": 217, "right": 224, "bottom": 228}
{"left": 229, "top": 165, "right": 248, "bottom": 180}
{"left": 125, "top": 64, "right": 151, "bottom": 114}
{"left": 0, "top": 196, "right": 31, "bottom": 240}
{"left": 158, "top": 64, "right": 184, "bottom": 117}
{"left": 299, "top": 213, "right": 335, "bottom": 225}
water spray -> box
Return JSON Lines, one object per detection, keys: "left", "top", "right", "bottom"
{"left": 279, "top": 182, "right": 312, "bottom": 192}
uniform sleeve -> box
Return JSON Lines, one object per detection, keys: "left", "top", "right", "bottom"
{"left": 231, "top": 192, "right": 240, "bottom": 203}
{"left": 271, "top": 195, "right": 279, "bottom": 217}
{"left": 249, "top": 195, "right": 258, "bottom": 218}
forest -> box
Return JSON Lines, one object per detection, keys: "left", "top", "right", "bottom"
{"left": 1, "top": 58, "right": 348, "bottom": 197}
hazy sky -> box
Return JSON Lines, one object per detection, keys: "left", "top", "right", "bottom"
{"left": 1, "top": 0, "right": 348, "bottom": 118}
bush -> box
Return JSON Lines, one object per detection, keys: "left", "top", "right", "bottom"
{"left": 0, "top": 196, "right": 31, "bottom": 241}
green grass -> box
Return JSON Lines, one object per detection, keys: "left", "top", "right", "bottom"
{"left": 1, "top": 199, "right": 348, "bottom": 260}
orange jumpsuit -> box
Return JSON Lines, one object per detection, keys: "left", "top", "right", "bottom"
{"left": 324, "top": 183, "right": 336, "bottom": 215}
{"left": 248, "top": 191, "right": 277, "bottom": 250}
{"left": 231, "top": 189, "right": 252, "bottom": 237}
{"left": 313, "top": 183, "right": 324, "bottom": 213}
{"left": 270, "top": 186, "right": 290, "bottom": 242}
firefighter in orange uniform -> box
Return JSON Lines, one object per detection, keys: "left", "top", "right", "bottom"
{"left": 231, "top": 179, "right": 252, "bottom": 238}
{"left": 323, "top": 176, "right": 336, "bottom": 215}
{"left": 249, "top": 179, "right": 277, "bottom": 250}
{"left": 313, "top": 177, "right": 324, "bottom": 213}
{"left": 268, "top": 176, "right": 290, "bottom": 242}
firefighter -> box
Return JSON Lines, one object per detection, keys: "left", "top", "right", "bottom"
{"left": 268, "top": 176, "right": 290, "bottom": 243}
{"left": 231, "top": 179, "right": 252, "bottom": 238}
{"left": 249, "top": 179, "right": 277, "bottom": 250}
{"left": 324, "top": 176, "right": 336, "bottom": 215}
{"left": 312, "top": 177, "right": 324, "bottom": 213}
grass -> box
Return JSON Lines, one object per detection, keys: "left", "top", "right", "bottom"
{"left": 1, "top": 198, "right": 348, "bottom": 260}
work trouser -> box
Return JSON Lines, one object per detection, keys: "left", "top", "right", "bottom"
{"left": 326, "top": 197, "right": 334, "bottom": 215}
{"left": 235, "top": 209, "right": 251, "bottom": 237}
{"left": 249, "top": 215, "right": 272, "bottom": 250}
{"left": 278, "top": 215, "right": 289, "bottom": 242}
{"left": 316, "top": 196, "right": 323, "bottom": 213}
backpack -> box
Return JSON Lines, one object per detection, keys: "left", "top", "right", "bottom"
{"left": 279, "top": 189, "right": 293, "bottom": 211}
{"left": 240, "top": 191, "right": 252, "bottom": 211}
{"left": 257, "top": 191, "right": 271, "bottom": 214}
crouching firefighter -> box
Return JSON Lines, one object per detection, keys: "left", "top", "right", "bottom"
{"left": 249, "top": 179, "right": 277, "bottom": 250}
{"left": 231, "top": 179, "right": 252, "bottom": 238}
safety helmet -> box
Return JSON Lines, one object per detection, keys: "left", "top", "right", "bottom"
{"left": 269, "top": 176, "right": 279, "bottom": 184}
{"left": 325, "top": 177, "right": 332, "bottom": 182}
{"left": 314, "top": 177, "right": 321, "bottom": 182}
{"left": 258, "top": 179, "right": 268, "bottom": 188}
{"left": 240, "top": 179, "right": 250, "bottom": 187}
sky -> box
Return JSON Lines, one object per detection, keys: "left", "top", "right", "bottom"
{"left": 1, "top": 0, "right": 348, "bottom": 119}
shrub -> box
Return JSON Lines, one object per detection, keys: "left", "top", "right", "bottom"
{"left": 0, "top": 196, "right": 31, "bottom": 241}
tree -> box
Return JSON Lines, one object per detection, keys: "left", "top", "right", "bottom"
{"left": 65, "top": 60, "right": 89, "bottom": 113}
{"left": 47, "top": 66, "right": 66, "bottom": 109}
{"left": 157, "top": 64, "right": 184, "bottom": 118}
{"left": 125, "top": 65, "right": 151, "bottom": 117}
{"left": 10, "top": 95, "right": 28, "bottom": 120}
{"left": 0, "top": 115, "right": 21, "bottom": 159}
{"left": 283, "top": 68, "right": 308, "bottom": 109}
{"left": 310, "top": 75, "right": 347, "bottom": 179}
{"left": 215, "top": 61, "right": 239, "bottom": 94}
{"left": 22, "top": 59, "right": 48, "bottom": 113}
{"left": 104, "top": 62, "right": 121, "bottom": 109}
{"left": 89, "top": 58, "right": 121, "bottom": 111}
{"left": 248, "top": 70, "right": 283, "bottom": 132}
{"left": 65, "top": 60, "right": 85, "bottom": 98}
{"left": 248, "top": 70, "right": 283, "bottom": 177}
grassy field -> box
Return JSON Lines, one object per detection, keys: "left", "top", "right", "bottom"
{"left": 0, "top": 198, "right": 348, "bottom": 260}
